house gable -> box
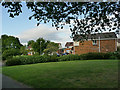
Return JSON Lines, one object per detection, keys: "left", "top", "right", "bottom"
{"left": 73, "top": 32, "right": 117, "bottom": 55}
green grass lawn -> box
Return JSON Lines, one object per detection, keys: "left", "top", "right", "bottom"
{"left": 2, "top": 60, "right": 118, "bottom": 88}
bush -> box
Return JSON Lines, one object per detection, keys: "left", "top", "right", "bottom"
{"left": 109, "top": 55, "right": 117, "bottom": 59}
{"left": 110, "top": 52, "right": 120, "bottom": 59}
{"left": 58, "top": 54, "right": 80, "bottom": 61}
{"left": 117, "top": 46, "right": 120, "bottom": 53}
{"left": 6, "top": 54, "right": 58, "bottom": 66}
{"left": 79, "top": 52, "right": 120, "bottom": 60}
{"left": 33, "top": 52, "right": 39, "bottom": 56}
{"left": 6, "top": 58, "right": 22, "bottom": 66}
{"left": 2, "top": 49, "right": 21, "bottom": 60}
{"left": 5, "top": 52, "right": 119, "bottom": 66}
{"left": 49, "top": 54, "right": 58, "bottom": 62}
{"left": 79, "top": 52, "right": 111, "bottom": 60}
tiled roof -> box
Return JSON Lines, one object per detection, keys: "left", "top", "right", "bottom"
{"left": 65, "top": 42, "right": 73, "bottom": 47}
{"left": 73, "top": 32, "right": 117, "bottom": 41}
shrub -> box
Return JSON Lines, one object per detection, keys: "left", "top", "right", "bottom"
{"left": 109, "top": 55, "right": 117, "bottom": 59}
{"left": 6, "top": 58, "right": 22, "bottom": 66}
{"left": 34, "top": 52, "right": 39, "bottom": 56}
{"left": 6, "top": 55, "right": 58, "bottom": 66}
{"left": 5, "top": 52, "right": 119, "bottom": 66}
{"left": 111, "top": 52, "right": 120, "bottom": 59}
{"left": 58, "top": 54, "right": 80, "bottom": 61}
{"left": 79, "top": 52, "right": 111, "bottom": 60}
{"left": 2, "top": 49, "right": 21, "bottom": 60}
{"left": 117, "top": 46, "right": 120, "bottom": 53}
{"left": 46, "top": 54, "right": 58, "bottom": 62}
{"left": 79, "top": 54, "right": 87, "bottom": 60}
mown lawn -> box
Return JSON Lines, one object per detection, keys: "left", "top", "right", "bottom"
{"left": 2, "top": 60, "right": 118, "bottom": 88}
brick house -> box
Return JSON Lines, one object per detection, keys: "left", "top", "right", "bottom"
{"left": 64, "top": 42, "right": 74, "bottom": 54}
{"left": 26, "top": 45, "right": 35, "bottom": 55}
{"left": 56, "top": 43, "right": 62, "bottom": 49}
{"left": 56, "top": 43, "right": 64, "bottom": 55}
{"left": 73, "top": 32, "right": 117, "bottom": 55}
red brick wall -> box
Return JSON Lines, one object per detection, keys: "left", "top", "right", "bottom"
{"left": 100, "top": 39, "right": 116, "bottom": 53}
{"left": 75, "top": 39, "right": 116, "bottom": 55}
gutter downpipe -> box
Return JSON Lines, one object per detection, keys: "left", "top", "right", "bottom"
{"left": 99, "top": 36, "right": 101, "bottom": 52}
{"left": 116, "top": 38, "right": 117, "bottom": 51}
{"left": 74, "top": 42, "right": 75, "bottom": 55}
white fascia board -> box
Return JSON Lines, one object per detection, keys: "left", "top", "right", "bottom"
{"left": 74, "top": 38, "right": 117, "bottom": 41}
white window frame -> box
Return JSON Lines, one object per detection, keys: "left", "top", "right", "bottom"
{"left": 92, "top": 40, "right": 97, "bottom": 45}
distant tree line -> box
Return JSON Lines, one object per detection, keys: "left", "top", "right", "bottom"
{"left": 1, "top": 34, "right": 59, "bottom": 60}
{"left": 27, "top": 38, "right": 59, "bottom": 55}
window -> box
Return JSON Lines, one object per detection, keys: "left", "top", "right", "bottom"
{"left": 92, "top": 40, "right": 97, "bottom": 45}
{"left": 67, "top": 46, "right": 69, "bottom": 48}
{"left": 66, "top": 50, "right": 70, "bottom": 53}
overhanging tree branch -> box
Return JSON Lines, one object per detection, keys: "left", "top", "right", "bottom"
{"left": 1, "top": 1, "right": 120, "bottom": 40}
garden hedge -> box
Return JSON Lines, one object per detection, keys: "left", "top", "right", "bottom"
{"left": 5, "top": 52, "right": 120, "bottom": 66}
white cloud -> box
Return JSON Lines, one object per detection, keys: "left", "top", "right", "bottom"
{"left": 17, "top": 24, "right": 73, "bottom": 48}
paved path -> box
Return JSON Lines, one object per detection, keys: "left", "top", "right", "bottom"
{"left": 0, "top": 61, "right": 31, "bottom": 89}
{"left": 2, "top": 74, "right": 32, "bottom": 88}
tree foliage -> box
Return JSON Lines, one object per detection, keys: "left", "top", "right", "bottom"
{"left": 1, "top": 1, "right": 120, "bottom": 40}
{"left": 20, "top": 46, "right": 28, "bottom": 55}
{"left": 2, "top": 48, "right": 21, "bottom": 60}
{"left": 27, "top": 40, "right": 35, "bottom": 46}
{"left": 43, "top": 42, "right": 59, "bottom": 55}
{"left": 1, "top": 34, "right": 23, "bottom": 53}
{"left": 28, "top": 38, "right": 50, "bottom": 54}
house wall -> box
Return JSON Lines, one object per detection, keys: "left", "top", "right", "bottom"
{"left": 57, "top": 49, "right": 63, "bottom": 54}
{"left": 65, "top": 46, "right": 73, "bottom": 48}
{"left": 100, "top": 39, "right": 116, "bottom": 53}
{"left": 64, "top": 48, "right": 72, "bottom": 53}
{"left": 74, "top": 39, "right": 116, "bottom": 55}
{"left": 59, "top": 45, "right": 62, "bottom": 49}
{"left": 117, "top": 42, "right": 120, "bottom": 47}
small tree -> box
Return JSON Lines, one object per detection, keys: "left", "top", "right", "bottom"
{"left": 27, "top": 40, "right": 35, "bottom": 46}
{"left": 31, "top": 38, "right": 50, "bottom": 55}
{"left": 2, "top": 34, "right": 23, "bottom": 53}
{"left": 43, "top": 42, "right": 59, "bottom": 55}
{"left": 2, "top": 48, "right": 21, "bottom": 60}
{"left": 20, "top": 46, "right": 28, "bottom": 55}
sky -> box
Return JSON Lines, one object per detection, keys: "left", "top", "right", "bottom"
{"left": 1, "top": 3, "right": 73, "bottom": 48}
{"left": 1, "top": 2, "right": 120, "bottom": 48}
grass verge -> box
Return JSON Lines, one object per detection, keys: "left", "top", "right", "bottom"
{"left": 2, "top": 60, "right": 118, "bottom": 88}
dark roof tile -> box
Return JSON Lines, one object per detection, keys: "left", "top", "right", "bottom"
{"left": 65, "top": 42, "right": 73, "bottom": 47}
{"left": 73, "top": 32, "right": 117, "bottom": 41}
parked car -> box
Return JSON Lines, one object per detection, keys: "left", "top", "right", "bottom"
{"left": 56, "top": 53, "right": 60, "bottom": 57}
{"left": 62, "top": 53, "right": 67, "bottom": 56}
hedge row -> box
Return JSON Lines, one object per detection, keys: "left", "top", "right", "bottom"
{"left": 58, "top": 54, "right": 80, "bottom": 61}
{"left": 80, "top": 52, "right": 120, "bottom": 60}
{"left": 2, "top": 49, "right": 21, "bottom": 60}
{"left": 5, "top": 52, "right": 120, "bottom": 66}
{"left": 6, "top": 55, "right": 58, "bottom": 66}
